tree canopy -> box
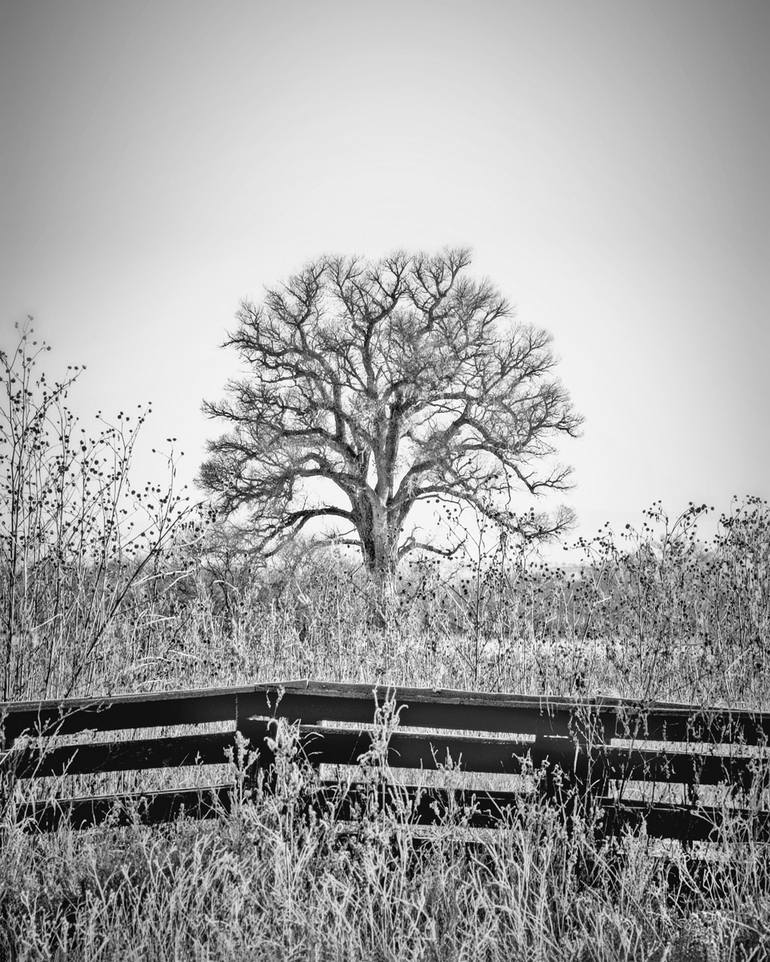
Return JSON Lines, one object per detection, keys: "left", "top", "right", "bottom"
{"left": 200, "top": 248, "right": 581, "bottom": 586}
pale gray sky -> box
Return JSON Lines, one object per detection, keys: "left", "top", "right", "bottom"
{"left": 1, "top": 0, "right": 768, "bottom": 540}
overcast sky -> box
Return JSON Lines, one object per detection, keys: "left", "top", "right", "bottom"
{"left": 1, "top": 0, "right": 768, "bottom": 543}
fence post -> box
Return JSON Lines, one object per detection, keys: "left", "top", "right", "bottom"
{"left": 235, "top": 692, "right": 275, "bottom": 797}
{"left": 536, "top": 702, "right": 611, "bottom": 834}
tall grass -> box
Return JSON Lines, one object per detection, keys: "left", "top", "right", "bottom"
{"left": 0, "top": 327, "right": 195, "bottom": 700}
{"left": 31, "top": 493, "right": 763, "bottom": 709}
{"left": 2, "top": 735, "right": 769, "bottom": 961}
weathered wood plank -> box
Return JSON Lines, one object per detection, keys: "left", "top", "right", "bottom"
{"left": 286, "top": 724, "right": 769, "bottom": 787}
{"left": 4, "top": 730, "right": 248, "bottom": 778}
{"left": 16, "top": 783, "right": 234, "bottom": 831}
{"left": 16, "top": 779, "right": 770, "bottom": 842}
{"left": 1, "top": 690, "right": 242, "bottom": 742}
{"left": 598, "top": 798, "right": 770, "bottom": 842}
{"left": 4, "top": 680, "right": 769, "bottom": 744}
{"left": 261, "top": 683, "right": 770, "bottom": 744}
{"left": 9, "top": 720, "right": 765, "bottom": 785}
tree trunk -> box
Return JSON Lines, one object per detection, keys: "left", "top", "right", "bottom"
{"left": 358, "top": 501, "right": 399, "bottom": 626}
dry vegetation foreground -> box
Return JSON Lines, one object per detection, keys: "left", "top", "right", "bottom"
{"left": 2, "top": 787, "right": 769, "bottom": 962}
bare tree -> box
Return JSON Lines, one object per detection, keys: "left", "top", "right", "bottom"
{"left": 200, "top": 249, "right": 581, "bottom": 597}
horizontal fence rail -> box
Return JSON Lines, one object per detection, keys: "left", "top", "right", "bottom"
{"left": 2, "top": 680, "right": 769, "bottom": 841}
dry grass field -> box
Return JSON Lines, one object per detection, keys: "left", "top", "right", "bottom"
{"left": 2, "top": 496, "right": 769, "bottom": 961}
{"left": 2, "top": 340, "right": 770, "bottom": 960}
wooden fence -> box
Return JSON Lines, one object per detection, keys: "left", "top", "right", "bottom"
{"left": 2, "top": 680, "right": 769, "bottom": 842}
